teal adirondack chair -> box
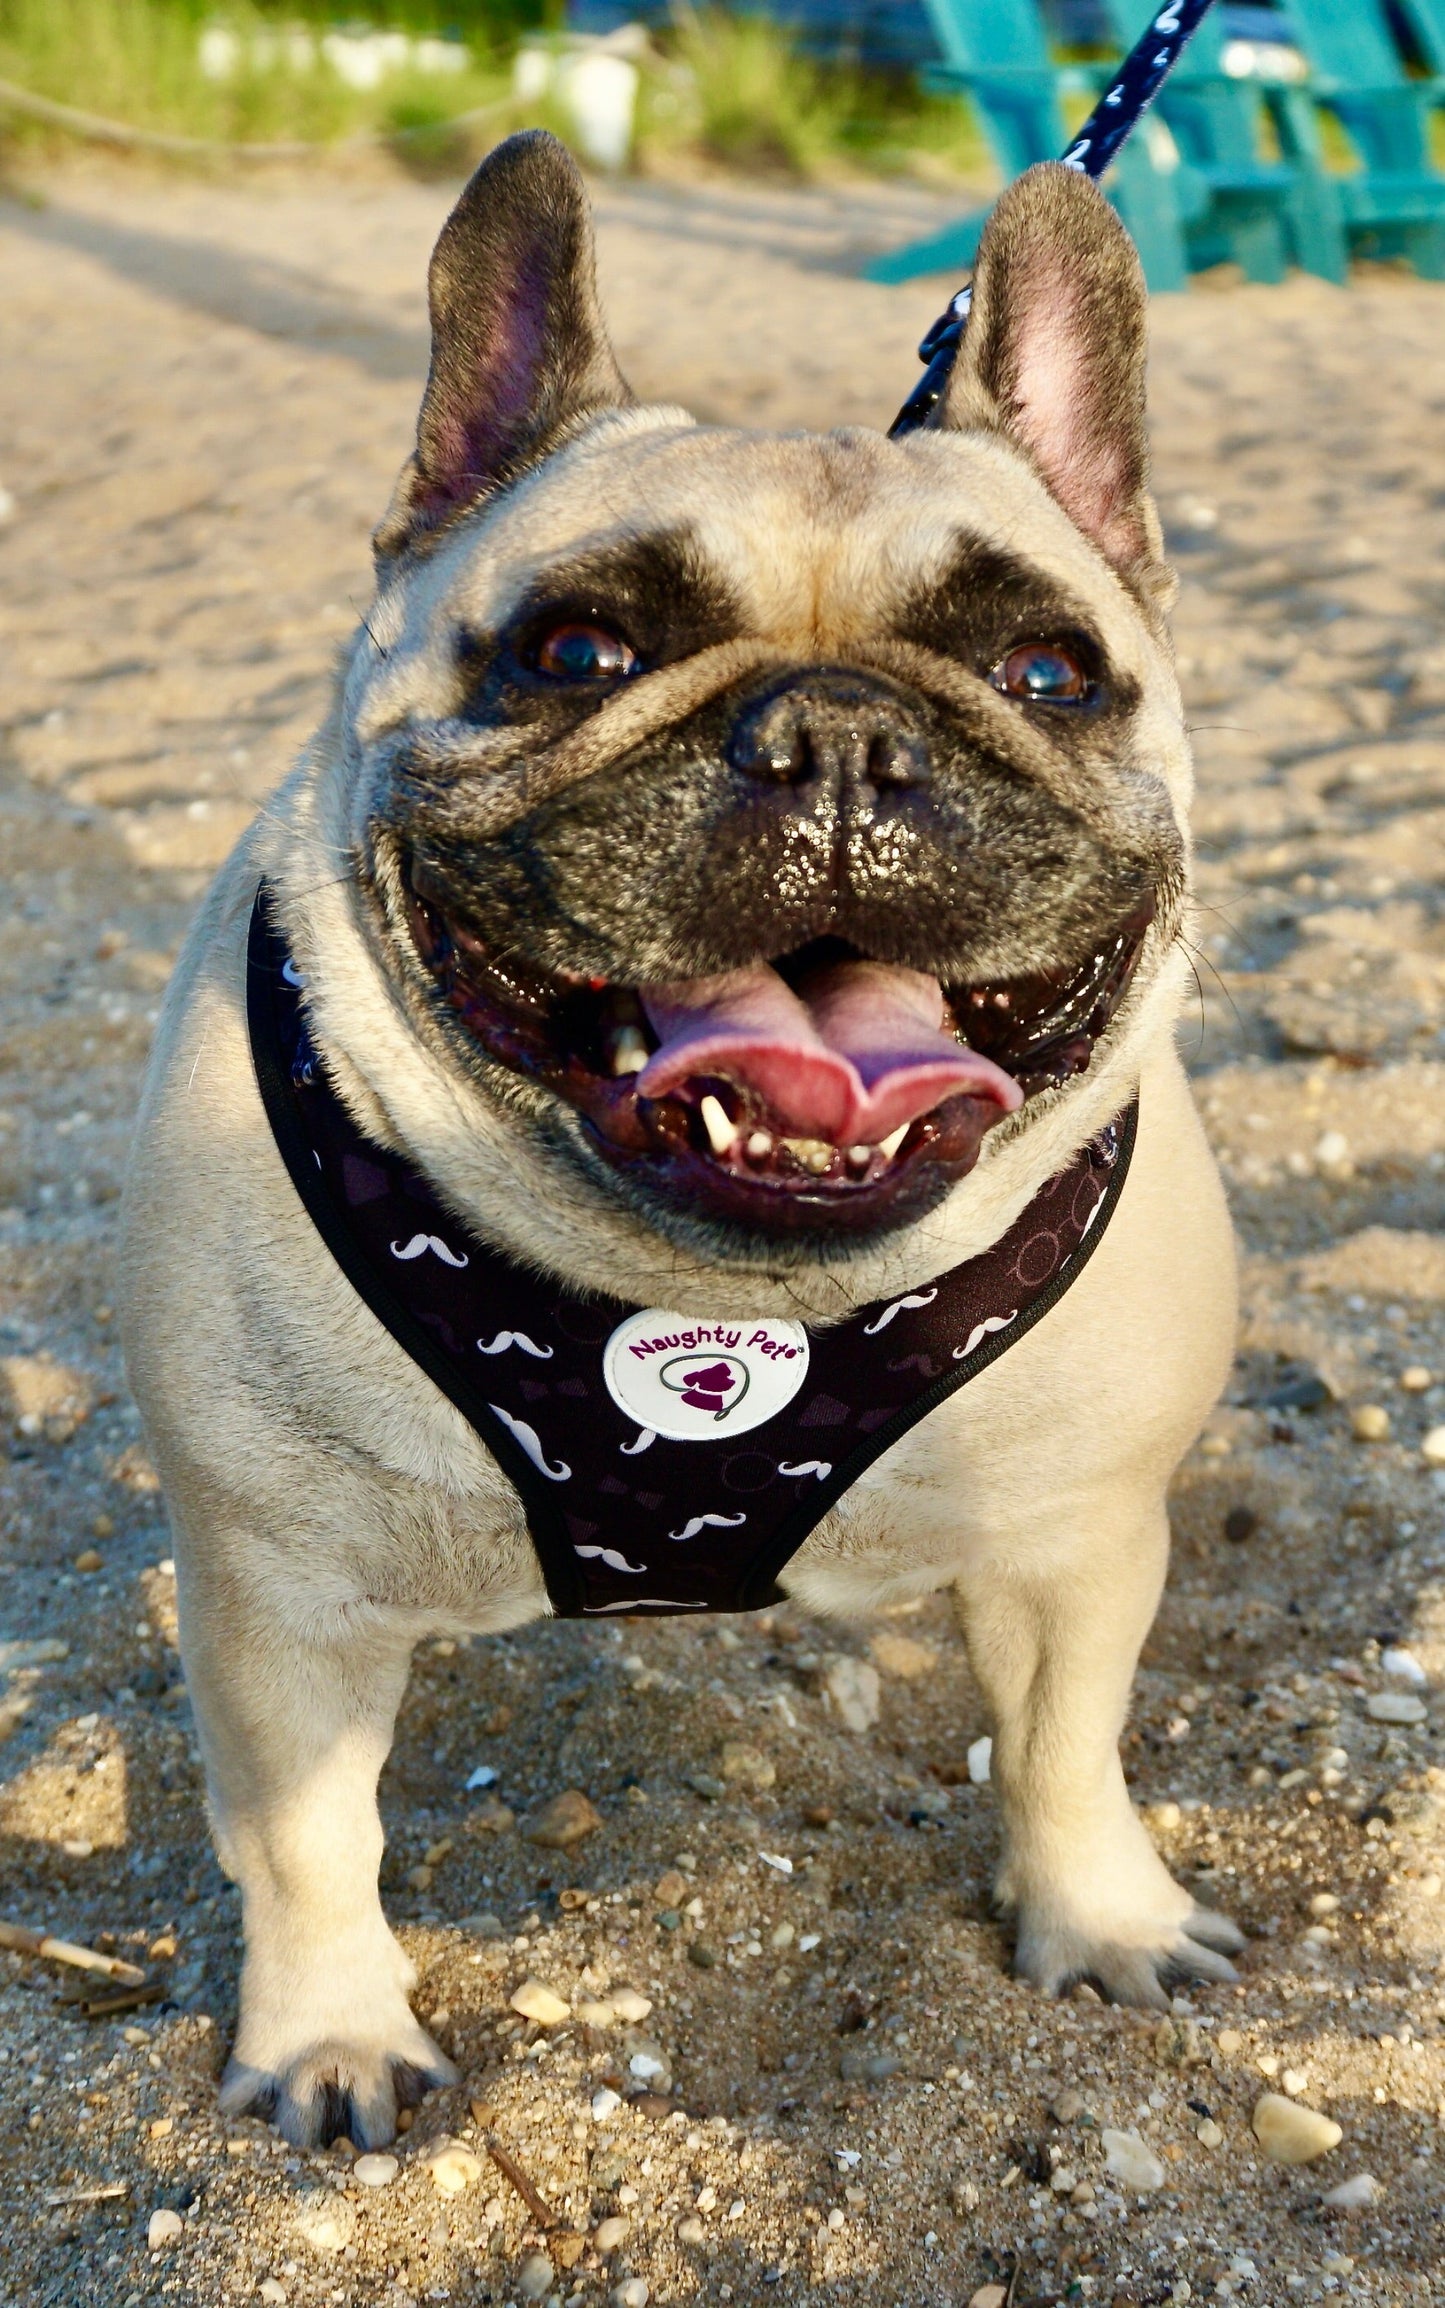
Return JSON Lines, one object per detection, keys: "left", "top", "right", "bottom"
{"left": 865, "top": 0, "right": 1195, "bottom": 290}
{"left": 1102, "top": 0, "right": 1347, "bottom": 282}
{"left": 1280, "top": 0, "right": 1445, "bottom": 276}
{"left": 1394, "top": 0, "right": 1445, "bottom": 75}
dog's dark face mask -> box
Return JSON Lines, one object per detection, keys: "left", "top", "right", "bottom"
{"left": 356, "top": 135, "right": 1188, "bottom": 1259}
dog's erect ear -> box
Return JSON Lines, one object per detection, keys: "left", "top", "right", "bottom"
{"left": 374, "top": 131, "right": 631, "bottom": 562}
{"left": 939, "top": 163, "right": 1167, "bottom": 601}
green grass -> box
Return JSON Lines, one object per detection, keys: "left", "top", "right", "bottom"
{"left": 0, "top": 0, "right": 991, "bottom": 183}
{"left": 637, "top": 6, "right": 990, "bottom": 182}
{"left": 0, "top": 0, "right": 516, "bottom": 156}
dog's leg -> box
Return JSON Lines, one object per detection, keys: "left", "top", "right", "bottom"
{"left": 181, "top": 1562, "right": 457, "bottom": 2147}
{"left": 954, "top": 1503, "right": 1243, "bottom": 2007}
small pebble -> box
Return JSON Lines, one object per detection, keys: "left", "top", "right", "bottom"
{"left": 291, "top": 2192, "right": 357, "bottom": 2255}
{"left": 969, "top": 2289, "right": 1007, "bottom": 2308}
{"left": 425, "top": 2141, "right": 482, "bottom": 2195}
{"left": 1321, "top": 2172, "right": 1380, "bottom": 2210}
{"left": 1350, "top": 1404, "right": 1390, "bottom": 1442}
{"left": 511, "top": 1978, "right": 571, "bottom": 2027}
{"left": 611, "top": 2282, "right": 649, "bottom": 2308}
{"left": 868, "top": 1631, "right": 937, "bottom": 1680}
{"left": 1197, "top": 2118, "right": 1224, "bottom": 2148}
{"left": 74, "top": 1548, "right": 103, "bottom": 1574}
{"left": 822, "top": 1654, "right": 880, "bottom": 1733}
{"left": 259, "top": 2284, "right": 288, "bottom": 2306}
{"left": 525, "top": 1789, "right": 603, "bottom": 1848}
{"left": 967, "top": 1734, "right": 992, "bottom": 1785}
{"left": 1051, "top": 2087, "right": 1086, "bottom": 2123}
{"left": 1251, "top": 2092, "right": 1342, "bottom": 2164}
{"left": 1381, "top": 1646, "right": 1427, "bottom": 1685}
{"left": 719, "top": 1741, "right": 776, "bottom": 1789}
{"left": 1309, "top": 1892, "right": 1340, "bottom": 1917}
{"left": 1223, "top": 1504, "right": 1258, "bottom": 1544}
{"left": 1216, "top": 2028, "right": 1244, "bottom": 2056}
{"left": 677, "top": 2214, "right": 706, "bottom": 2245}
{"left": 591, "top": 2087, "right": 623, "bottom": 2120}
{"left": 1101, "top": 2129, "right": 1165, "bottom": 2192}
{"left": 1366, "top": 1691, "right": 1427, "bottom": 1724}
{"left": 593, "top": 2216, "right": 631, "bottom": 2252}
{"left": 352, "top": 2153, "right": 399, "bottom": 2187}
{"left": 1400, "top": 1365, "right": 1433, "bottom": 1391}
{"left": 687, "top": 1941, "right": 718, "bottom": 1968}
{"left": 517, "top": 2250, "right": 556, "bottom": 2300}
{"left": 1421, "top": 1426, "right": 1445, "bottom": 1467}
{"left": 147, "top": 2209, "right": 184, "bottom": 2250}
{"left": 610, "top": 1987, "right": 653, "bottom": 2022}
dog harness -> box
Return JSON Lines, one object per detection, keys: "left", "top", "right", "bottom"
{"left": 248, "top": 888, "right": 1137, "bottom": 1617}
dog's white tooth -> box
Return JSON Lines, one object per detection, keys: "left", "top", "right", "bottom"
{"left": 878, "top": 1124, "right": 910, "bottom": 1160}
{"left": 744, "top": 1130, "right": 773, "bottom": 1163}
{"left": 846, "top": 1143, "right": 874, "bottom": 1172}
{"left": 699, "top": 1094, "right": 737, "bottom": 1159}
{"left": 610, "top": 1026, "right": 649, "bottom": 1077}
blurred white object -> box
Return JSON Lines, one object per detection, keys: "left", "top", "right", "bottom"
{"left": 514, "top": 29, "right": 644, "bottom": 171}
{"left": 1222, "top": 38, "right": 1308, "bottom": 82}
{"left": 200, "top": 24, "right": 468, "bottom": 87}
{"left": 322, "top": 32, "right": 414, "bottom": 91}
{"left": 559, "top": 52, "right": 639, "bottom": 171}
{"left": 198, "top": 26, "right": 240, "bottom": 79}
{"left": 967, "top": 1733, "right": 992, "bottom": 1784}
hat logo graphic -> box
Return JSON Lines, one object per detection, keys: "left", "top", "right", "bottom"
{"left": 661, "top": 1353, "right": 749, "bottom": 1421}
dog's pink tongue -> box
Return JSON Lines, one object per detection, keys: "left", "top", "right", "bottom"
{"left": 637, "top": 959, "right": 1022, "bottom": 1145}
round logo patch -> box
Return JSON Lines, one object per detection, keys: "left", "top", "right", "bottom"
{"left": 603, "top": 1311, "right": 811, "bottom": 1442}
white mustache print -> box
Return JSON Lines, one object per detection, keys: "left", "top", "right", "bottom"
{"left": 670, "top": 1511, "right": 747, "bottom": 1541}
{"left": 863, "top": 1287, "right": 938, "bottom": 1335}
{"left": 778, "top": 1459, "right": 832, "bottom": 1481}
{"left": 953, "top": 1312, "right": 1017, "bottom": 1361}
{"left": 390, "top": 1232, "right": 469, "bottom": 1269}
{"left": 574, "top": 1544, "right": 645, "bottom": 1575}
{"left": 476, "top": 1330, "right": 553, "bottom": 1360}
{"left": 620, "top": 1427, "right": 657, "bottom": 1455}
{"left": 487, "top": 1405, "right": 570, "bottom": 1481}
{"left": 583, "top": 1597, "right": 707, "bottom": 1612}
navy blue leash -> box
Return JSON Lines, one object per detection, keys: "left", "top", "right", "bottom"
{"left": 890, "top": 0, "right": 1220, "bottom": 437}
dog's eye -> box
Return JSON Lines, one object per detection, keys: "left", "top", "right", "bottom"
{"left": 532, "top": 623, "right": 638, "bottom": 682}
{"left": 991, "top": 643, "right": 1091, "bottom": 704}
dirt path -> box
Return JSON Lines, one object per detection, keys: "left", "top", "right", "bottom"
{"left": 0, "top": 159, "right": 1443, "bottom": 2308}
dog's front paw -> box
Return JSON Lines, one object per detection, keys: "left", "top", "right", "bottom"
{"left": 222, "top": 2006, "right": 458, "bottom": 2148}
{"left": 1013, "top": 1899, "right": 1244, "bottom": 2008}
{"left": 1001, "top": 1832, "right": 1244, "bottom": 2009}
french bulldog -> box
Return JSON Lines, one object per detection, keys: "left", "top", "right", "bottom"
{"left": 120, "top": 133, "right": 1242, "bottom": 2149}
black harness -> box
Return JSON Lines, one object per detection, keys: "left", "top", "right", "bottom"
{"left": 248, "top": 888, "right": 1136, "bottom": 1617}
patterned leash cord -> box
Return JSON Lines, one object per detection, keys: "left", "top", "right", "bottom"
{"left": 889, "top": 0, "right": 1221, "bottom": 437}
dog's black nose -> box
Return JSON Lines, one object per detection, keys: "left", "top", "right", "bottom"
{"left": 728, "top": 671, "right": 928, "bottom": 793}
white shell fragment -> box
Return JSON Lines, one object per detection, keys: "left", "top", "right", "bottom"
{"left": 1366, "top": 1691, "right": 1427, "bottom": 1725}
{"left": 509, "top": 1977, "right": 571, "bottom": 2026}
{"left": 1101, "top": 2129, "right": 1165, "bottom": 2192}
{"left": 1251, "top": 2092, "right": 1342, "bottom": 2164}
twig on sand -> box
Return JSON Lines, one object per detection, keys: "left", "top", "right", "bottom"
{"left": 43, "top": 2181, "right": 130, "bottom": 2208}
{"left": 0, "top": 1919, "right": 146, "bottom": 1986}
{"left": 482, "top": 2133, "right": 561, "bottom": 2229}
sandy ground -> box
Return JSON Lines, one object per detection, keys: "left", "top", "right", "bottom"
{"left": 1, "top": 154, "right": 1444, "bottom": 2308}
